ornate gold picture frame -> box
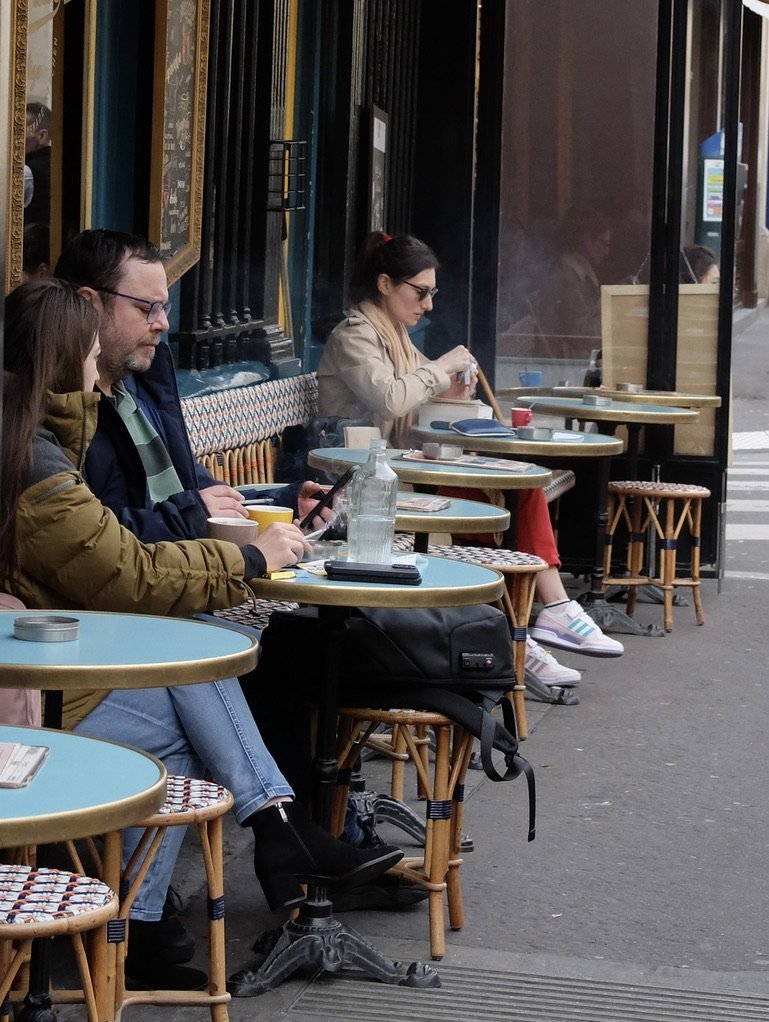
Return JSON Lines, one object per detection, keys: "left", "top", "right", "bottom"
{"left": 5, "top": 2, "right": 28, "bottom": 293}
{"left": 149, "top": 0, "right": 210, "bottom": 286}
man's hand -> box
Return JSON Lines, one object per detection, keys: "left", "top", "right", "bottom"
{"left": 248, "top": 522, "right": 311, "bottom": 571}
{"left": 199, "top": 484, "right": 249, "bottom": 519}
{"left": 296, "top": 481, "right": 336, "bottom": 531}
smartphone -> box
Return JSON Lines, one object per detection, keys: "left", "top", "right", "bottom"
{"left": 324, "top": 560, "right": 422, "bottom": 585}
{"left": 299, "top": 466, "right": 356, "bottom": 530}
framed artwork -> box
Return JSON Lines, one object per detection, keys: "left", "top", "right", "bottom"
{"left": 4, "top": 1, "right": 28, "bottom": 293}
{"left": 149, "top": 0, "right": 210, "bottom": 286}
{"left": 368, "top": 106, "right": 388, "bottom": 232}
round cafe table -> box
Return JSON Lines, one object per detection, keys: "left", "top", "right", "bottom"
{"left": 0, "top": 723, "right": 166, "bottom": 1022}
{"left": 412, "top": 424, "right": 623, "bottom": 460}
{"left": 0, "top": 610, "right": 257, "bottom": 695}
{"left": 0, "top": 609, "right": 257, "bottom": 1020}
{"left": 512, "top": 396, "right": 700, "bottom": 634}
{"left": 309, "top": 446, "right": 550, "bottom": 551}
{"left": 0, "top": 724, "right": 165, "bottom": 849}
{"left": 393, "top": 492, "right": 509, "bottom": 545}
{"left": 497, "top": 385, "right": 721, "bottom": 409}
{"left": 308, "top": 445, "right": 552, "bottom": 492}
{"left": 226, "top": 556, "right": 504, "bottom": 994}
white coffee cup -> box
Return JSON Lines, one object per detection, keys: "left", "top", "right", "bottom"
{"left": 207, "top": 517, "right": 259, "bottom": 544}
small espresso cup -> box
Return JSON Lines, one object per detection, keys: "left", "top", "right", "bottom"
{"left": 207, "top": 516, "right": 258, "bottom": 544}
{"left": 246, "top": 505, "right": 294, "bottom": 532}
{"left": 519, "top": 370, "right": 543, "bottom": 388}
{"left": 511, "top": 408, "right": 533, "bottom": 428}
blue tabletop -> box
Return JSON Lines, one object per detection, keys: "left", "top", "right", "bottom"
{"left": 0, "top": 724, "right": 165, "bottom": 845}
{"left": 411, "top": 424, "right": 623, "bottom": 458}
{"left": 0, "top": 611, "right": 257, "bottom": 689}
{"left": 308, "top": 447, "right": 551, "bottom": 489}
{"left": 517, "top": 396, "right": 694, "bottom": 416}
{"left": 394, "top": 492, "right": 509, "bottom": 530}
{"left": 248, "top": 553, "right": 505, "bottom": 608}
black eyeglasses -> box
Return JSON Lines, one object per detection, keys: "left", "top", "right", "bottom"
{"left": 400, "top": 280, "right": 439, "bottom": 302}
{"left": 98, "top": 289, "right": 172, "bottom": 325}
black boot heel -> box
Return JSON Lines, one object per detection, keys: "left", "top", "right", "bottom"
{"left": 258, "top": 871, "right": 307, "bottom": 913}
{"left": 250, "top": 801, "right": 403, "bottom": 911}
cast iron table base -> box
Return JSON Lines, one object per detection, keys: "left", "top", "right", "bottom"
{"left": 227, "top": 894, "right": 440, "bottom": 995}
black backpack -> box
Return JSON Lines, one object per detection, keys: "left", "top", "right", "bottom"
{"left": 256, "top": 604, "right": 535, "bottom": 841}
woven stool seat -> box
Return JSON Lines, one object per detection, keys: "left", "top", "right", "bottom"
{"left": 149, "top": 775, "right": 233, "bottom": 822}
{"left": 335, "top": 707, "right": 474, "bottom": 960}
{"left": 603, "top": 479, "right": 710, "bottom": 631}
{"left": 394, "top": 539, "right": 547, "bottom": 737}
{"left": 0, "top": 865, "right": 118, "bottom": 1022}
{"left": 117, "top": 775, "right": 234, "bottom": 1019}
{"left": 0, "top": 865, "right": 115, "bottom": 927}
{"left": 66, "top": 776, "right": 235, "bottom": 1020}
{"left": 609, "top": 480, "right": 711, "bottom": 499}
{"left": 425, "top": 545, "right": 548, "bottom": 570}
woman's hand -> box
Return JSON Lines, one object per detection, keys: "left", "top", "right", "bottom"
{"left": 434, "top": 345, "right": 476, "bottom": 377}
{"left": 434, "top": 345, "right": 477, "bottom": 399}
{"left": 248, "top": 522, "right": 311, "bottom": 571}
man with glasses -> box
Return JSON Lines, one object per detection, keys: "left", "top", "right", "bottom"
{"left": 55, "top": 229, "right": 326, "bottom": 542}
{"left": 52, "top": 229, "right": 339, "bottom": 985}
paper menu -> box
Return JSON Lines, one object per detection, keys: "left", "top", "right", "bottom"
{"left": 0, "top": 742, "right": 49, "bottom": 788}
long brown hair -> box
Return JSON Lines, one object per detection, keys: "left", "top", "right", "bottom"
{"left": 1, "top": 279, "right": 99, "bottom": 583}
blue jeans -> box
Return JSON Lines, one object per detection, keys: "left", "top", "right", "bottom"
{"left": 74, "top": 678, "right": 294, "bottom": 921}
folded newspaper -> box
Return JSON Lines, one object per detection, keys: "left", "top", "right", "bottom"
{"left": 398, "top": 451, "right": 535, "bottom": 472}
{"left": 0, "top": 742, "right": 49, "bottom": 788}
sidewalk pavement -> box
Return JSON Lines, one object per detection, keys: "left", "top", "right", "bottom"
{"left": 61, "top": 308, "right": 769, "bottom": 1020}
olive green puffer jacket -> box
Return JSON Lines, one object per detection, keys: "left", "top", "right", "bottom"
{"left": 10, "top": 389, "right": 256, "bottom": 726}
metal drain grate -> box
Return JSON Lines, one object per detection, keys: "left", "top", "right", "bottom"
{"left": 290, "top": 966, "right": 769, "bottom": 1021}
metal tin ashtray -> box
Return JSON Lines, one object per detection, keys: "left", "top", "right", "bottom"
{"left": 582, "top": 394, "right": 611, "bottom": 407}
{"left": 13, "top": 615, "right": 81, "bottom": 642}
{"left": 516, "top": 426, "right": 553, "bottom": 441}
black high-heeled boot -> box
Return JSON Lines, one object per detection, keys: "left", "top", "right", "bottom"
{"left": 249, "top": 801, "right": 403, "bottom": 912}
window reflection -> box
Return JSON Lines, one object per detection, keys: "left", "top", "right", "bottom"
{"left": 23, "top": 1, "right": 55, "bottom": 277}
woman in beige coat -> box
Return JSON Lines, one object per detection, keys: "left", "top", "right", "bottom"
{"left": 317, "top": 232, "right": 623, "bottom": 687}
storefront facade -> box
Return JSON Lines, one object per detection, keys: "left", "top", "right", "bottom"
{"left": 2, "top": 0, "right": 767, "bottom": 570}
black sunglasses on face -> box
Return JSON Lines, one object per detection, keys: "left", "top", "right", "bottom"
{"left": 400, "top": 280, "right": 439, "bottom": 302}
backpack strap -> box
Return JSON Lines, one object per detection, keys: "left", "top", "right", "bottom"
{"left": 343, "top": 685, "right": 536, "bottom": 842}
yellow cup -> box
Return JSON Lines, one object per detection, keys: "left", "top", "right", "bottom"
{"left": 246, "top": 505, "right": 294, "bottom": 531}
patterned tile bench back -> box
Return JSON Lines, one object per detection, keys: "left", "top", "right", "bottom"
{"left": 181, "top": 373, "right": 318, "bottom": 486}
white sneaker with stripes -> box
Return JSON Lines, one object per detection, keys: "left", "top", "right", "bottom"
{"left": 525, "top": 636, "right": 581, "bottom": 687}
{"left": 530, "top": 600, "right": 624, "bottom": 658}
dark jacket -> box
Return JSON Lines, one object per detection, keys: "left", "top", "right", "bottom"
{"left": 84, "top": 342, "right": 293, "bottom": 542}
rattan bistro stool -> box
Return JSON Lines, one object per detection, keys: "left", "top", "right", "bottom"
{"left": 421, "top": 545, "right": 548, "bottom": 740}
{"left": 602, "top": 480, "right": 711, "bottom": 632}
{"left": 0, "top": 864, "right": 117, "bottom": 1022}
{"left": 67, "top": 776, "right": 235, "bottom": 1021}
{"left": 335, "top": 708, "right": 474, "bottom": 961}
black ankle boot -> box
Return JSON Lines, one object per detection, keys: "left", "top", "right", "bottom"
{"left": 249, "top": 801, "right": 403, "bottom": 912}
{"left": 125, "top": 920, "right": 207, "bottom": 991}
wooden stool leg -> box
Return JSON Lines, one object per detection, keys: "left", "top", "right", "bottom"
{"left": 414, "top": 724, "right": 430, "bottom": 800}
{"left": 446, "top": 728, "right": 472, "bottom": 932}
{"left": 691, "top": 497, "right": 705, "bottom": 625}
{"left": 426, "top": 724, "right": 451, "bottom": 960}
{"left": 625, "top": 495, "right": 645, "bottom": 618}
{"left": 602, "top": 493, "right": 619, "bottom": 582}
{"left": 198, "top": 815, "right": 229, "bottom": 1022}
{"left": 390, "top": 723, "right": 407, "bottom": 802}
{"left": 662, "top": 497, "right": 676, "bottom": 632}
